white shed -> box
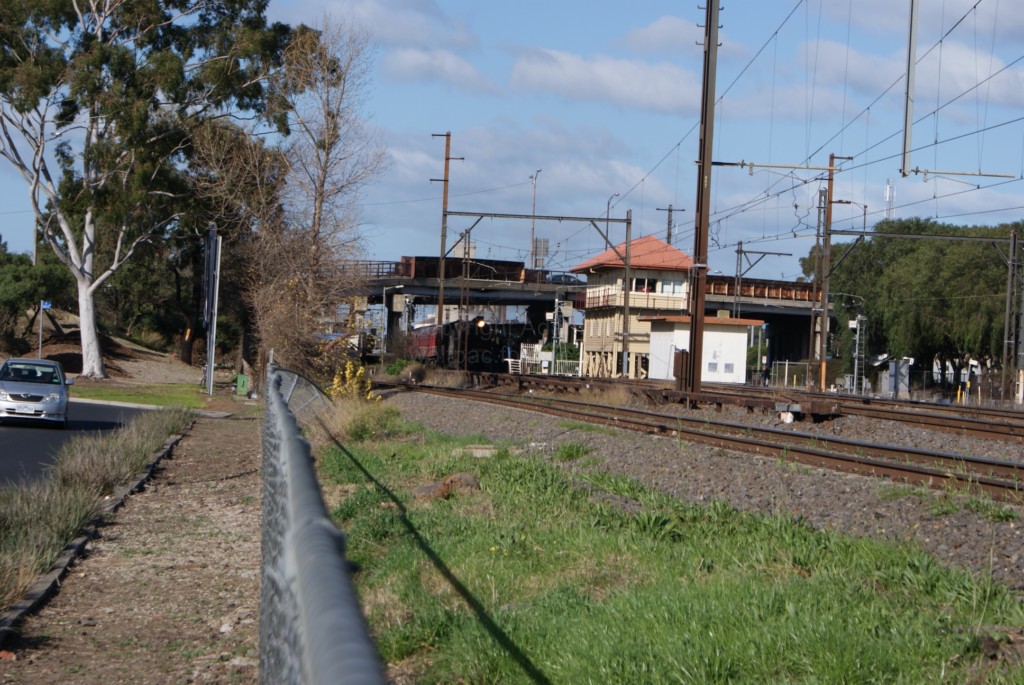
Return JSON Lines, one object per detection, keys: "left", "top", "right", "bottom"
{"left": 643, "top": 315, "right": 763, "bottom": 384}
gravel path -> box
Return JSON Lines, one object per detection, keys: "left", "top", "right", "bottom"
{"left": 385, "top": 390, "right": 1024, "bottom": 589}
{"left": 1, "top": 413, "right": 262, "bottom": 685}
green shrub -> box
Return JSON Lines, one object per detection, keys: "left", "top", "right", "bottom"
{"left": 384, "top": 357, "right": 412, "bottom": 376}
{"left": 346, "top": 404, "right": 406, "bottom": 442}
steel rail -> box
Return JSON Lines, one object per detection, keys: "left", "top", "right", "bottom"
{"left": 465, "top": 388, "right": 1024, "bottom": 479}
{"left": 566, "top": 378, "right": 1024, "bottom": 444}
{"left": 708, "top": 383, "right": 1024, "bottom": 425}
{"left": 838, "top": 403, "right": 1024, "bottom": 443}
{"left": 384, "top": 383, "right": 1023, "bottom": 503}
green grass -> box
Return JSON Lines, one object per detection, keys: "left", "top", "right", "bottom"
{"left": 318, "top": 409, "right": 1024, "bottom": 684}
{"left": 965, "top": 497, "right": 1019, "bottom": 522}
{"left": 551, "top": 442, "right": 591, "bottom": 462}
{"left": 71, "top": 382, "right": 208, "bottom": 408}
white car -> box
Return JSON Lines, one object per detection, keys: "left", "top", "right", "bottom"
{"left": 0, "top": 358, "right": 73, "bottom": 428}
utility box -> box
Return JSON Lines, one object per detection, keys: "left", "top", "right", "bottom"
{"left": 235, "top": 374, "right": 250, "bottom": 396}
{"left": 673, "top": 349, "right": 689, "bottom": 391}
{"left": 886, "top": 359, "right": 911, "bottom": 399}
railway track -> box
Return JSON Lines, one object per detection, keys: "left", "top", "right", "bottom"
{"left": 378, "top": 381, "right": 1024, "bottom": 503}
{"left": 716, "top": 385, "right": 1024, "bottom": 444}
{"left": 484, "top": 372, "right": 1024, "bottom": 445}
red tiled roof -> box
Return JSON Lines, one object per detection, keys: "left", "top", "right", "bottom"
{"left": 571, "top": 235, "right": 693, "bottom": 273}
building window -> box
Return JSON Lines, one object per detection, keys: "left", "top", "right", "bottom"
{"left": 707, "top": 362, "right": 718, "bottom": 373}
{"left": 660, "top": 278, "right": 685, "bottom": 295}
{"left": 633, "top": 278, "right": 657, "bottom": 293}
{"left": 724, "top": 363, "right": 734, "bottom": 374}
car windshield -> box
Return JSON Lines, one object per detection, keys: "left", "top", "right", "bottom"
{"left": 0, "top": 363, "right": 61, "bottom": 384}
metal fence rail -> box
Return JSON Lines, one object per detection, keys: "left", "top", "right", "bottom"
{"left": 274, "top": 367, "right": 334, "bottom": 425}
{"left": 260, "top": 364, "right": 386, "bottom": 685}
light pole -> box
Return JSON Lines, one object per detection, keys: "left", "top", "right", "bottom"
{"left": 605, "top": 192, "right": 618, "bottom": 238}
{"left": 836, "top": 200, "right": 868, "bottom": 231}
{"left": 605, "top": 192, "right": 625, "bottom": 376}
{"left": 529, "top": 169, "right": 542, "bottom": 270}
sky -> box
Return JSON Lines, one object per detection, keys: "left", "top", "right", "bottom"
{"left": 3, "top": 0, "right": 1024, "bottom": 282}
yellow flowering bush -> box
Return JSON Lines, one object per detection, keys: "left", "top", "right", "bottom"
{"left": 327, "top": 361, "right": 378, "bottom": 402}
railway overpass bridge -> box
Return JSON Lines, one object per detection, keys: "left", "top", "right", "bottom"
{"left": 347, "top": 258, "right": 825, "bottom": 364}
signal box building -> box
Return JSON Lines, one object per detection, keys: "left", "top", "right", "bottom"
{"left": 571, "top": 235, "right": 694, "bottom": 379}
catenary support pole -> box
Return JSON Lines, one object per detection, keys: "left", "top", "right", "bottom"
{"left": 685, "top": 0, "right": 720, "bottom": 395}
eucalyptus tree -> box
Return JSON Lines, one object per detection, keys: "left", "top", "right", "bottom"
{"left": 0, "top": 1, "right": 289, "bottom": 377}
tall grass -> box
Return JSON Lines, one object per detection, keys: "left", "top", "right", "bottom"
{"left": 49, "top": 407, "right": 193, "bottom": 494}
{"left": 317, "top": 404, "right": 1024, "bottom": 684}
{"left": 0, "top": 408, "right": 192, "bottom": 609}
{"left": 308, "top": 397, "right": 410, "bottom": 450}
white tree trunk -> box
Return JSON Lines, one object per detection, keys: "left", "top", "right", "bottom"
{"left": 77, "top": 277, "right": 106, "bottom": 378}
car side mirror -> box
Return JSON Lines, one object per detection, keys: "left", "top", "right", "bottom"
{"left": 65, "top": 378, "right": 74, "bottom": 386}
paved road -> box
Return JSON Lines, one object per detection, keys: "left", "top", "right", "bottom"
{"left": 0, "top": 399, "right": 147, "bottom": 484}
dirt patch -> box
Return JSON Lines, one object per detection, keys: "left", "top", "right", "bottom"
{"left": 34, "top": 331, "right": 202, "bottom": 383}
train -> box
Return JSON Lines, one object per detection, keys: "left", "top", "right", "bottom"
{"left": 408, "top": 319, "right": 542, "bottom": 372}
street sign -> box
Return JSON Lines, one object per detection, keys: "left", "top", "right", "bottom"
{"left": 38, "top": 301, "right": 50, "bottom": 358}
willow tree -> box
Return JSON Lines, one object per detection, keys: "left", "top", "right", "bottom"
{"left": 827, "top": 218, "right": 1014, "bottom": 385}
{"left": 0, "top": 1, "right": 289, "bottom": 377}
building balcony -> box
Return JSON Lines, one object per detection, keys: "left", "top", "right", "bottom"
{"left": 582, "top": 285, "right": 689, "bottom": 312}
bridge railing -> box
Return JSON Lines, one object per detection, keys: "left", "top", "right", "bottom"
{"left": 260, "top": 364, "right": 386, "bottom": 685}
{"left": 344, "top": 260, "right": 405, "bottom": 278}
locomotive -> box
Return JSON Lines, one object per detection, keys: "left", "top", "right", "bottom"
{"left": 408, "top": 318, "right": 538, "bottom": 372}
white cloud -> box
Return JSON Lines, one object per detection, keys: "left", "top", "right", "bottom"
{"left": 828, "top": 0, "right": 1024, "bottom": 47}
{"left": 915, "top": 41, "right": 1024, "bottom": 110}
{"left": 357, "top": 118, "right": 685, "bottom": 264}
{"left": 805, "top": 40, "right": 905, "bottom": 98}
{"left": 725, "top": 35, "right": 1024, "bottom": 125}
{"left": 509, "top": 48, "right": 702, "bottom": 114}
{"left": 380, "top": 48, "right": 496, "bottom": 92}
{"left": 620, "top": 15, "right": 704, "bottom": 57}
{"left": 275, "top": 0, "right": 478, "bottom": 51}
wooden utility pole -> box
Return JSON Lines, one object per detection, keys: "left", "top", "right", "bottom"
{"left": 622, "top": 214, "right": 632, "bottom": 377}
{"left": 685, "top": 0, "right": 720, "bottom": 396}
{"left": 817, "top": 152, "right": 852, "bottom": 390}
{"left": 657, "top": 204, "right": 682, "bottom": 245}
{"left": 1001, "top": 230, "right": 1017, "bottom": 401}
{"left": 431, "top": 132, "right": 462, "bottom": 327}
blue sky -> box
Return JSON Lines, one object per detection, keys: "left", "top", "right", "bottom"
{"left": 4, "top": 0, "right": 1024, "bottom": 281}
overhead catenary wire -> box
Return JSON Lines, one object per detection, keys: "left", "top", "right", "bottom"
{"left": 706, "top": 0, "right": 1020, "bottom": 256}
{"left": 355, "top": 1, "right": 1020, "bottom": 272}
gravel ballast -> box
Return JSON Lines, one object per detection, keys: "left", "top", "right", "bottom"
{"left": 385, "top": 390, "right": 1024, "bottom": 589}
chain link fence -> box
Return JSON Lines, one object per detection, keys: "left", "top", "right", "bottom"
{"left": 271, "top": 367, "right": 334, "bottom": 424}
{"left": 260, "top": 364, "right": 386, "bottom": 685}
